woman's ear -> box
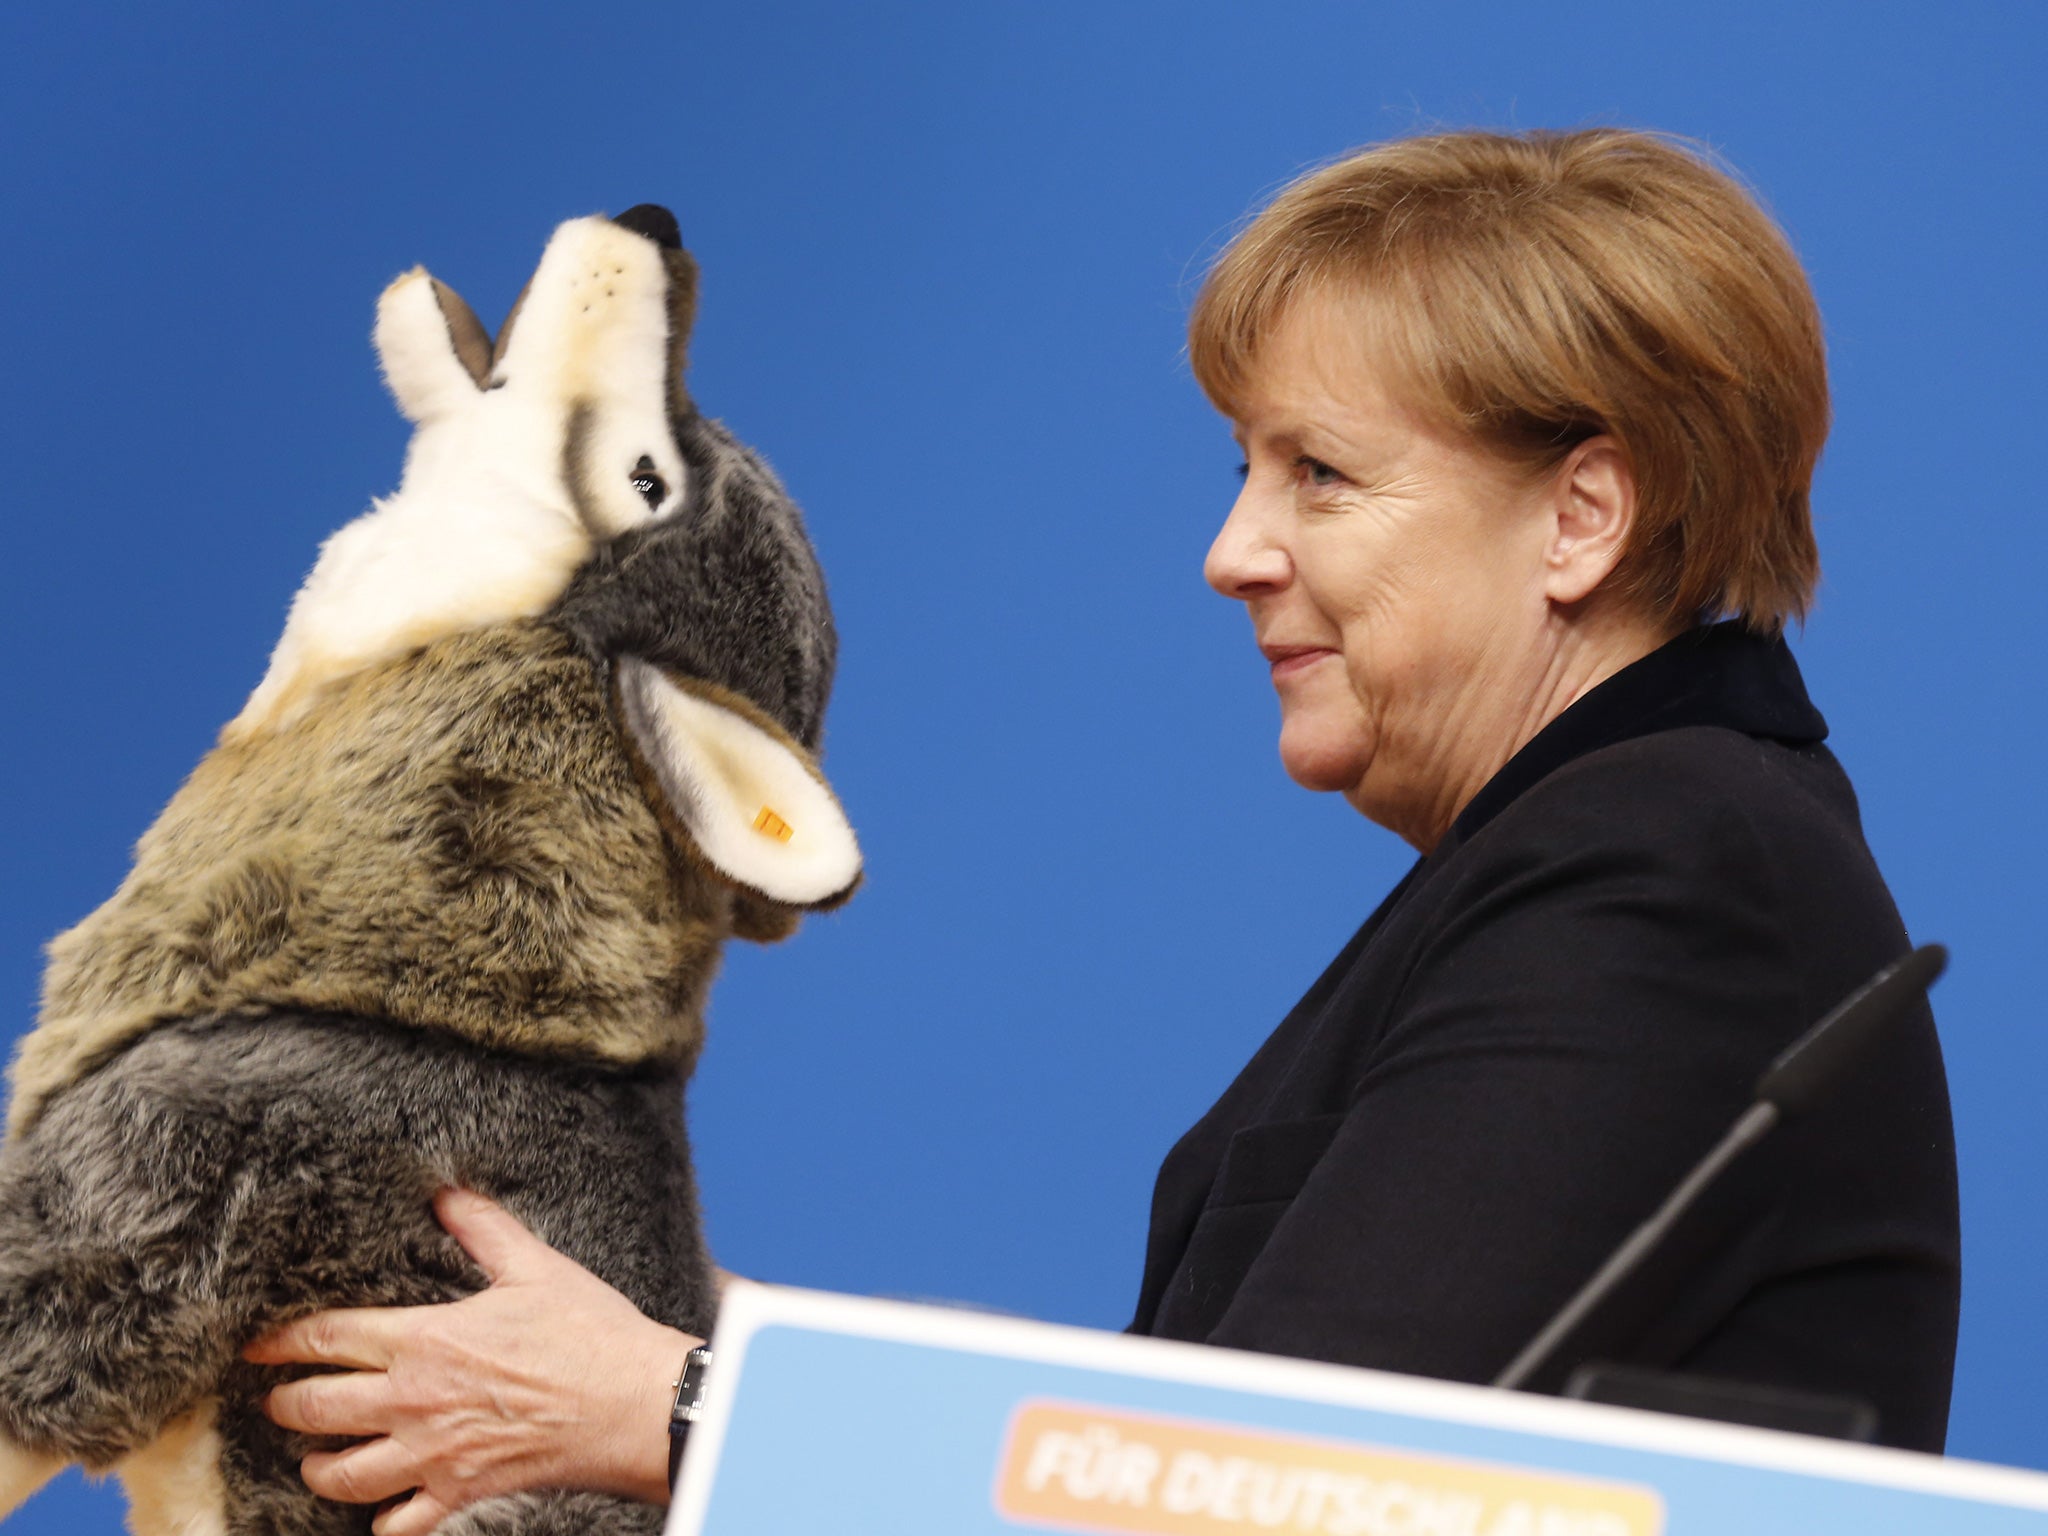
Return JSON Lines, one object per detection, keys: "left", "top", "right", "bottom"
{"left": 615, "top": 658, "right": 862, "bottom": 923}
{"left": 374, "top": 268, "right": 493, "bottom": 422}
{"left": 1543, "top": 436, "right": 1638, "bottom": 606}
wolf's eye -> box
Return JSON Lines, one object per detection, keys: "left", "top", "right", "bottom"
{"left": 630, "top": 455, "right": 667, "bottom": 510}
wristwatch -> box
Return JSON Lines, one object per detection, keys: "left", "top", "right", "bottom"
{"left": 667, "top": 1346, "right": 714, "bottom": 1492}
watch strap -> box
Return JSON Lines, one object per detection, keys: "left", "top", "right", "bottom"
{"left": 667, "top": 1346, "right": 714, "bottom": 1492}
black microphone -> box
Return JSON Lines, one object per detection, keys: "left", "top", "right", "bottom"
{"left": 1491, "top": 943, "right": 1949, "bottom": 1394}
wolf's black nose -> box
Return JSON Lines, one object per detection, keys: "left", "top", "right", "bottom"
{"left": 612, "top": 204, "right": 682, "bottom": 250}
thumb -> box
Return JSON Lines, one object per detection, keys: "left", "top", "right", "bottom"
{"left": 434, "top": 1186, "right": 556, "bottom": 1284}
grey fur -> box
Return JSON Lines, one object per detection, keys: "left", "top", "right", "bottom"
{"left": 440, "top": 1493, "right": 666, "bottom": 1536}
{"left": 0, "top": 206, "right": 847, "bottom": 1533}
{"left": 1, "top": 1013, "right": 708, "bottom": 1532}
{"left": 553, "top": 410, "right": 837, "bottom": 751}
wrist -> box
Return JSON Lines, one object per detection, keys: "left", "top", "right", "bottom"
{"left": 609, "top": 1323, "right": 701, "bottom": 1505}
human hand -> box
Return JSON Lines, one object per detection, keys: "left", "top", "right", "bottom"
{"left": 246, "top": 1187, "right": 698, "bottom": 1536}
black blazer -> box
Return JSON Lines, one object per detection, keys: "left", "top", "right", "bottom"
{"left": 1132, "top": 625, "right": 1960, "bottom": 1452}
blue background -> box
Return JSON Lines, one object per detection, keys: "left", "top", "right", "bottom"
{"left": 1, "top": 1, "right": 2041, "bottom": 1526}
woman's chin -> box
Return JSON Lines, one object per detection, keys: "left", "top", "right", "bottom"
{"left": 1276, "top": 730, "right": 1371, "bottom": 796}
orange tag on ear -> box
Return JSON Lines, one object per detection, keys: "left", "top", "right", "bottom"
{"left": 753, "top": 807, "right": 794, "bottom": 843}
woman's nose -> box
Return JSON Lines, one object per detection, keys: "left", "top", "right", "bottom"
{"left": 1204, "top": 491, "right": 1291, "bottom": 600}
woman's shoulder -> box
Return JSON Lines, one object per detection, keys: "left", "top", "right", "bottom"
{"left": 1472, "top": 723, "right": 1874, "bottom": 877}
{"left": 1416, "top": 723, "right": 1912, "bottom": 1028}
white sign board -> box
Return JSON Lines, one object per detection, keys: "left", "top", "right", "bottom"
{"left": 669, "top": 1282, "right": 2048, "bottom": 1535}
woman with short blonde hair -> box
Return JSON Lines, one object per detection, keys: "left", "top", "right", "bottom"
{"left": 1136, "top": 127, "right": 1957, "bottom": 1449}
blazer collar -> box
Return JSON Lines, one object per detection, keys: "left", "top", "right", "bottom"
{"left": 1445, "top": 621, "right": 1828, "bottom": 851}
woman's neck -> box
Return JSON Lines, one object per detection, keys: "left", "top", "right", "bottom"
{"left": 1366, "top": 603, "right": 1686, "bottom": 854}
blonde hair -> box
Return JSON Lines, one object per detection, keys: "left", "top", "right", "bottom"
{"left": 1189, "top": 128, "right": 1828, "bottom": 631}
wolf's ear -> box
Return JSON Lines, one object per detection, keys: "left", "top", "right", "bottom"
{"left": 616, "top": 658, "right": 862, "bottom": 923}
{"left": 375, "top": 267, "right": 494, "bottom": 422}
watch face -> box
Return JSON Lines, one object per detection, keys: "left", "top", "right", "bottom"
{"left": 674, "top": 1347, "right": 714, "bottom": 1428}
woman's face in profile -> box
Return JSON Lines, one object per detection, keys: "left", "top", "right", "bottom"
{"left": 1204, "top": 293, "right": 1561, "bottom": 843}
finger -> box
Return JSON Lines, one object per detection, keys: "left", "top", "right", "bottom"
{"left": 244, "top": 1308, "right": 411, "bottom": 1369}
{"left": 301, "top": 1438, "right": 422, "bottom": 1506}
{"left": 434, "top": 1186, "right": 557, "bottom": 1283}
{"left": 264, "top": 1371, "right": 394, "bottom": 1437}
{"left": 374, "top": 1490, "right": 451, "bottom": 1536}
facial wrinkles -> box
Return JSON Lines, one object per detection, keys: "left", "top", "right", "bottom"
{"left": 1229, "top": 300, "right": 1571, "bottom": 843}
{"left": 1221, "top": 295, "right": 1684, "bottom": 850}
{"left": 1328, "top": 432, "right": 1551, "bottom": 840}
{"left": 1338, "top": 531, "right": 1479, "bottom": 829}
{"left": 1239, "top": 356, "right": 1403, "bottom": 793}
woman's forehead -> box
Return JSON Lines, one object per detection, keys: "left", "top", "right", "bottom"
{"left": 1232, "top": 293, "right": 1431, "bottom": 443}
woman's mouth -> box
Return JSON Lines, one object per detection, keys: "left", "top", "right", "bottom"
{"left": 1262, "top": 645, "right": 1339, "bottom": 679}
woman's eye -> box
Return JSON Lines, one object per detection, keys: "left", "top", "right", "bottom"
{"left": 1294, "top": 455, "right": 1342, "bottom": 488}
{"left": 1234, "top": 460, "right": 1250, "bottom": 481}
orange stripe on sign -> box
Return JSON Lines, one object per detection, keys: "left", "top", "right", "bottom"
{"left": 992, "top": 1400, "right": 1663, "bottom": 1536}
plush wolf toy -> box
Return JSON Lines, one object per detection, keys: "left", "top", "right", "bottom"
{"left": 0, "top": 204, "right": 860, "bottom": 1535}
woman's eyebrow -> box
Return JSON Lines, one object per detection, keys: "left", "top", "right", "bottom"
{"left": 1292, "top": 422, "right": 1371, "bottom": 465}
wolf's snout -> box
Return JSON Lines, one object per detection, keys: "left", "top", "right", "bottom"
{"left": 612, "top": 203, "right": 682, "bottom": 250}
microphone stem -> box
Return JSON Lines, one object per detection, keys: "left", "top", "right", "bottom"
{"left": 1492, "top": 1099, "right": 1781, "bottom": 1392}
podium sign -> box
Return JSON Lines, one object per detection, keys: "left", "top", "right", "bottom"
{"left": 668, "top": 1283, "right": 2048, "bottom": 1535}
